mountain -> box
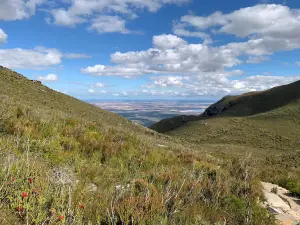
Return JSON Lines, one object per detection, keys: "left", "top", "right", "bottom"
{"left": 151, "top": 80, "right": 300, "bottom": 202}
{"left": 0, "top": 67, "right": 275, "bottom": 224}
{"left": 202, "top": 80, "right": 300, "bottom": 117}
{"left": 150, "top": 80, "right": 300, "bottom": 133}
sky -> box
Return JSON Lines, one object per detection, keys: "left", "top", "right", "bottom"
{"left": 0, "top": 0, "right": 300, "bottom": 100}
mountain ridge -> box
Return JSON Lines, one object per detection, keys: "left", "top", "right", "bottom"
{"left": 150, "top": 79, "right": 300, "bottom": 133}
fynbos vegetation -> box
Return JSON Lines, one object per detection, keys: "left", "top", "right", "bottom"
{"left": 0, "top": 67, "right": 276, "bottom": 224}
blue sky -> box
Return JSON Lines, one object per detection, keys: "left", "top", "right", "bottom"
{"left": 0, "top": 0, "right": 300, "bottom": 100}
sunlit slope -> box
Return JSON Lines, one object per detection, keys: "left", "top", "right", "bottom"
{"left": 0, "top": 66, "right": 152, "bottom": 132}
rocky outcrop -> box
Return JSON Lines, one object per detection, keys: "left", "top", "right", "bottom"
{"left": 261, "top": 182, "right": 300, "bottom": 225}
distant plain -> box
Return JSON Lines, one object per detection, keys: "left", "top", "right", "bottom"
{"left": 91, "top": 100, "right": 214, "bottom": 126}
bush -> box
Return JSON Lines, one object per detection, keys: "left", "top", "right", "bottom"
{"left": 278, "top": 178, "right": 300, "bottom": 197}
{"left": 271, "top": 187, "right": 278, "bottom": 194}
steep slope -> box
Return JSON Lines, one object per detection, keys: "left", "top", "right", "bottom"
{"left": 202, "top": 80, "right": 300, "bottom": 117}
{"left": 0, "top": 67, "right": 274, "bottom": 224}
{"left": 150, "top": 80, "right": 300, "bottom": 133}
{"left": 0, "top": 66, "right": 140, "bottom": 130}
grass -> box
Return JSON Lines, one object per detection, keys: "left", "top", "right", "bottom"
{"left": 151, "top": 80, "right": 300, "bottom": 198}
{"left": 0, "top": 67, "right": 276, "bottom": 224}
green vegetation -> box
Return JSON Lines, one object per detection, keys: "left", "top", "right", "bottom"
{"left": 0, "top": 67, "right": 275, "bottom": 224}
{"left": 152, "top": 80, "right": 300, "bottom": 199}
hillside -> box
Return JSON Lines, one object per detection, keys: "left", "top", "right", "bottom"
{"left": 150, "top": 80, "right": 300, "bottom": 133}
{"left": 152, "top": 80, "right": 300, "bottom": 205}
{"left": 0, "top": 66, "right": 276, "bottom": 224}
{"left": 0, "top": 66, "right": 143, "bottom": 130}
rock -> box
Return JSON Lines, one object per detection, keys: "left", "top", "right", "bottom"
{"left": 264, "top": 192, "right": 290, "bottom": 213}
{"left": 261, "top": 182, "right": 300, "bottom": 224}
{"left": 31, "top": 80, "right": 42, "bottom": 84}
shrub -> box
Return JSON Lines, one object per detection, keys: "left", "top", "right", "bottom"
{"left": 271, "top": 187, "right": 278, "bottom": 194}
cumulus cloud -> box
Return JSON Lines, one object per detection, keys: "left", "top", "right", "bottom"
{"left": 51, "top": 8, "right": 87, "bottom": 27}
{"left": 0, "top": 0, "right": 45, "bottom": 21}
{"left": 175, "top": 4, "right": 300, "bottom": 54}
{"left": 142, "top": 74, "right": 300, "bottom": 97}
{"left": 0, "top": 29, "right": 8, "bottom": 44}
{"left": 80, "top": 4, "right": 300, "bottom": 97}
{"left": 89, "top": 82, "right": 105, "bottom": 91}
{"left": 88, "top": 89, "right": 95, "bottom": 93}
{"left": 37, "top": 74, "right": 59, "bottom": 81}
{"left": 81, "top": 64, "right": 151, "bottom": 77}
{"left": 81, "top": 34, "right": 241, "bottom": 77}
{"left": 172, "top": 27, "right": 212, "bottom": 43}
{"left": 95, "top": 83, "right": 104, "bottom": 88}
{"left": 0, "top": 47, "right": 63, "bottom": 69}
{"left": 0, "top": 46, "right": 92, "bottom": 69}
{"left": 153, "top": 34, "right": 187, "bottom": 49}
{"left": 151, "top": 76, "right": 189, "bottom": 87}
{"left": 176, "top": 5, "right": 300, "bottom": 36}
{"left": 84, "top": 4, "right": 300, "bottom": 77}
{"left": 247, "top": 56, "right": 270, "bottom": 64}
{"left": 89, "top": 16, "right": 130, "bottom": 34}
{"left": 49, "top": 0, "right": 190, "bottom": 33}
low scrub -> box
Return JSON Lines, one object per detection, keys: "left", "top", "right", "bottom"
{"left": 0, "top": 101, "right": 275, "bottom": 224}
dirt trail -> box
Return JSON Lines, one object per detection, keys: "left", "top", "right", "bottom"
{"left": 261, "top": 182, "right": 300, "bottom": 225}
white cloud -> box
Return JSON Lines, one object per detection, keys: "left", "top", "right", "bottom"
{"left": 151, "top": 76, "right": 188, "bottom": 87}
{"left": 51, "top": 8, "right": 87, "bottom": 27}
{"left": 231, "top": 75, "right": 300, "bottom": 92}
{"left": 0, "top": 29, "right": 8, "bottom": 44}
{"left": 219, "top": 4, "right": 300, "bottom": 38}
{"left": 247, "top": 56, "right": 270, "bottom": 64}
{"left": 153, "top": 34, "right": 187, "bottom": 49}
{"left": 37, "top": 74, "right": 59, "bottom": 81}
{"left": 177, "top": 12, "right": 227, "bottom": 30}
{"left": 175, "top": 4, "right": 300, "bottom": 54}
{"left": 0, "top": 0, "right": 45, "bottom": 21}
{"left": 0, "top": 47, "right": 63, "bottom": 69}
{"left": 81, "top": 64, "right": 150, "bottom": 77}
{"left": 172, "top": 27, "right": 211, "bottom": 43}
{"left": 176, "top": 5, "right": 300, "bottom": 37}
{"left": 82, "top": 34, "right": 241, "bottom": 77}
{"left": 121, "top": 91, "right": 128, "bottom": 96}
{"left": 296, "top": 62, "right": 300, "bottom": 66}
{"left": 88, "top": 88, "right": 95, "bottom": 93}
{"left": 84, "top": 4, "right": 300, "bottom": 77}
{"left": 95, "top": 83, "right": 104, "bottom": 88}
{"left": 0, "top": 46, "right": 91, "bottom": 69}
{"left": 143, "top": 74, "right": 300, "bottom": 97}
{"left": 81, "top": 4, "right": 300, "bottom": 97}
{"left": 49, "top": 0, "right": 190, "bottom": 33}
{"left": 64, "top": 53, "right": 92, "bottom": 59}
{"left": 89, "top": 16, "right": 129, "bottom": 34}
